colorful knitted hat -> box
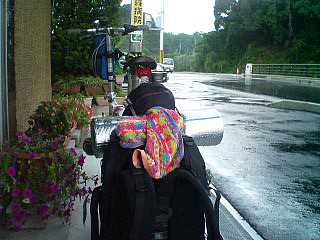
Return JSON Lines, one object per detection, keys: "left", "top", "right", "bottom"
{"left": 116, "top": 107, "right": 184, "bottom": 179}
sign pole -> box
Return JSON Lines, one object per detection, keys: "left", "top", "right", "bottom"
{"left": 159, "top": 0, "right": 164, "bottom": 63}
{"left": 128, "top": 0, "right": 143, "bottom": 94}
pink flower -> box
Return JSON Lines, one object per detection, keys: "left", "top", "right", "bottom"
{"left": 30, "top": 195, "right": 38, "bottom": 204}
{"left": 22, "top": 188, "right": 33, "bottom": 200}
{"left": 28, "top": 152, "right": 40, "bottom": 159}
{"left": 38, "top": 204, "right": 49, "bottom": 219}
{"left": 11, "top": 187, "right": 21, "bottom": 198}
{"left": 70, "top": 148, "right": 77, "bottom": 157}
{"left": 49, "top": 140, "right": 59, "bottom": 150}
{"left": 15, "top": 131, "right": 23, "bottom": 137}
{"left": 78, "top": 154, "right": 86, "bottom": 167}
{"left": 22, "top": 135, "right": 32, "bottom": 144}
{"left": 11, "top": 203, "right": 22, "bottom": 214}
{"left": 7, "top": 166, "right": 16, "bottom": 177}
{"left": 48, "top": 183, "right": 60, "bottom": 194}
{"left": 10, "top": 203, "right": 27, "bottom": 229}
{"left": 14, "top": 210, "right": 27, "bottom": 223}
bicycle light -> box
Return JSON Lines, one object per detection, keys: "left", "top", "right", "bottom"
{"left": 135, "top": 67, "right": 152, "bottom": 78}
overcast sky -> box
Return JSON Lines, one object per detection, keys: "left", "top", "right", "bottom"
{"left": 121, "top": 0, "right": 215, "bottom": 34}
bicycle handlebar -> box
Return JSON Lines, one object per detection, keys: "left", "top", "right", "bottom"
{"left": 66, "top": 24, "right": 149, "bottom": 36}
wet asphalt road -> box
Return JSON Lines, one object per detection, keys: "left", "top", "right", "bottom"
{"left": 164, "top": 73, "right": 320, "bottom": 240}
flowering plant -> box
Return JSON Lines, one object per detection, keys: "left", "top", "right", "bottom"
{"left": 0, "top": 132, "right": 94, "bottom": 230}
{"left": 53, "top": 94, "right": 93, "bottom": 129}
{"left": 28, "top": 101, "right": 71, "bottom": 140}
{"left": 0, "top": 95, "right": 97, "bottom": 230}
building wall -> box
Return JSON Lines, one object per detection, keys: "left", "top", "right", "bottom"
{"left": 14, "top": 0, "right": 51, "bottom": 131}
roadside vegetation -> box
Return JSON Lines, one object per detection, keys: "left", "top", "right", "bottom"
{"left": 52, "top": 0, "right": 320, "bottom": 80}
{"left": 195, "top": 0, "right": 320, "bottom": 73}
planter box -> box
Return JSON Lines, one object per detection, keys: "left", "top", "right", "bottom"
{"left": 85, "top": 85, "right": 105, "bottom": 96}
{"left": 64, "top": 86, "right": 81, "bottom": 94}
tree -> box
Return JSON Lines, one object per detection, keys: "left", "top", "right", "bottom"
{"left": 51, "top": 0, "right": 121, "bottom": 80}
{"left": 194, "top": 0, "right": 320, "bottom": 73}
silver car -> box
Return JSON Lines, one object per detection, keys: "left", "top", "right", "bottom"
{"left": 162, "top": 58, "right": 174, "bottom": 73}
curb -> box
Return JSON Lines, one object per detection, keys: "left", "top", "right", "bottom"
{"left": 210, "top": 185, "right": 264, "bottom": 240}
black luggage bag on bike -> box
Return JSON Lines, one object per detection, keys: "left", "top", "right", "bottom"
{"left": 90, "top": 82, "right": 223, "bottom": 240}
{"left": 90, "top": 136, "right": 223, "bottom": 240}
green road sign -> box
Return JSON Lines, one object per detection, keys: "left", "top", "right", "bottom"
{"left": 131, "top": 31, "right": 143, "bottom": 42}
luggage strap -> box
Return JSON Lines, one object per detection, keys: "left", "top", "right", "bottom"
{"left": 170, "top": 169, "right": 223, "bottom": 240}
{"left": 154, "top": 176, "right": 174, "bottom": 240}
{"left": 130, "top": 168, "right": 155, "bottom": 240}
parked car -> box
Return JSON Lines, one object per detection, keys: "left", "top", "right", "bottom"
{"left": 162, "top": 58, "right": 174, "bottom": 73}
{"left": 151, "top": 63, "right": 169, "bottom": 82}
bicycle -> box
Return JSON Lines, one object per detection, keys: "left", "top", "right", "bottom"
{"left": 69, "top": 20, "right": 167, "bottom": 116}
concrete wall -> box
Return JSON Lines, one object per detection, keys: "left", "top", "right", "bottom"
{"left": 13, "top": 0, "right": 51, "bottom": 132}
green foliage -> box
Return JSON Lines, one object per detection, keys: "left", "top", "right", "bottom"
{"left": 79, "top": 76, "right": 106, "bottom": 86}
{"left": 28, "top": 101, "right": 71, "bottom": 139}
{"left": 57, "top": 75, "right": 107, "bottom": 90}
{"left": 173, "top": 55, "right": 196, "bottom": 72}
{"left": 115, "top": 84, "right": 126, "bottom": 97}
{"left": 53, "top": 94, "right": 91, "bottom": 129}
{"left": 195, "top": 0, "right": 320, "bottom": 73}
{"left": 56, "top": 75, "right": 83, "bottom": 89}
{"left": 52, "top": 0, "right": 121, "bottom": 81}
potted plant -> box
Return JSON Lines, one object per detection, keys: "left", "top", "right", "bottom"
{"left": 0, "top": 131, "right": 91, "bottom": 230}
{"left": 81, "top": 76, "right": 106, "bottom": 96}
{"left": 53, "top": 94, "right": 93, "bottom": 130}
{"left": 57, "top": 76, "right": 82, "bottom": 95}
{"left": 27, "top": 100, "right": 72, "bottom": 145}
{"left": 0, "top": 97, "right": 97, "bottom": 230}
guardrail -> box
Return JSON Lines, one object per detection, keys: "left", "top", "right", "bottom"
{"left": 250, "top": 64, "right": 320, "bottom": 78}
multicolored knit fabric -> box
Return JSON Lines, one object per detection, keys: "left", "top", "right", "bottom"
{"left": 116, "top": 107, "right": 184, "bottom": 179}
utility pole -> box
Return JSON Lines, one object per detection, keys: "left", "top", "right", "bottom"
{"left": 159, "top": 0, "right": 164, "bottom": 63}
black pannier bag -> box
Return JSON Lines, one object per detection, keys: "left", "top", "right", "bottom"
{"left": 90, "top": 83, "right": 223, "bottom": 240}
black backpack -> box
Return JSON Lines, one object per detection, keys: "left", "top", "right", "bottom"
{"left": 90, "top": 135, "right": 223, "bottom": 240}
{"left": 89, "top": 82, "right": 223, "bottom": 240}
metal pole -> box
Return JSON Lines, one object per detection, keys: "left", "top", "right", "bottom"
{"left": 159, "top": 0, "right": 164, "bottom": 63}
{"left": 0, "top": 0, "right": 9, "bottom": 145}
